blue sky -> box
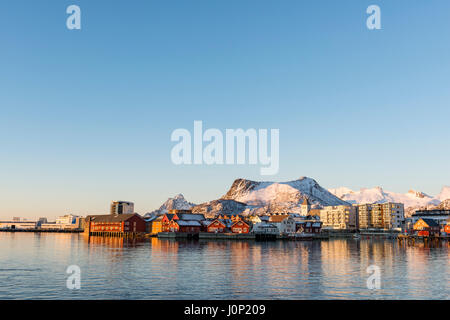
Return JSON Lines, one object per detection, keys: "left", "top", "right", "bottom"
{"left": 1, "top": 0, "right": 449, "bottom": 219}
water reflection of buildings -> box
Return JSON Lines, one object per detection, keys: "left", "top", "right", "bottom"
{"left": 84, "top": 234, "right": 144, "bottom": 248}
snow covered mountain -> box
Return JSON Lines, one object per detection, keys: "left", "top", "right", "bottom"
{"left": 328, "top": 186, "right": 442, "bottom": 209}
{"left": 192, "top": 199, "right": 248, "bottom": 218}
{"left": 217, "top": 177, "right": 348, "bottom": 215}
{"left": 150, "top": 177, "right": 348, "bottom": 218}
{"left": 145, "top": 194, "right": 195, "bottom": 217}
{"left": 148, "top": 181, "right": 450, "bottom": 219}
{"left": 437, "top": 186, "right": 450, "bottom": 202}
{"left": 433, "top": 199, "right": 450, "bottom": 210}
{"left": 328, "top": 187, "right": 354, "bottom": 199}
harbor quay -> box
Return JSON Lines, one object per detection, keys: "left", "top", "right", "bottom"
{"left": 3, "top": 200, "right": 449, "bottom": 246}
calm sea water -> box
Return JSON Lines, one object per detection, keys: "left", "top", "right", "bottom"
{"left": 0, "top": 232, "right": 448, "bottom": 300}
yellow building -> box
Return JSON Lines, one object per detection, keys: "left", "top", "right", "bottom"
{"left": 150, "top": 216, "right": 164, "bottom": 234}
{"left": 357, "top": 203, "right": 404, "bottom": 230}
{"left": 319, "top": 205, "right": 358, "bottom": 230}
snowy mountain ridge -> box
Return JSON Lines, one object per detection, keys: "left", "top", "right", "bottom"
{"left": 161, "top": 177, "right": 348, "bottom": 218}
{"left": 222, "top": 177, "right": 348, "bottom": 207}
{"left": 147, "top": 180, "right": 450, "bottom": 219}
{"left": 144, "top": 194, "right": 196, "bottom": 217}
{"left": 328, "top": 186, "right": 449, "bottom": 209}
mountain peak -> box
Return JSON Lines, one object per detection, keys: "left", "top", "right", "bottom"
{"left": 222, "top": 177, "right": 348, "bottom": 209}
{"left": 407, "top": 190, "right": 429, "bottom": 199}
{"left": 328, "top": 187, "right": 354, "bottom": 199}
{"left": 437, "top": 186, "right": 450, "bottom": 201}
{"left": 145, "top": 194, "right": 196, "bottom": 217}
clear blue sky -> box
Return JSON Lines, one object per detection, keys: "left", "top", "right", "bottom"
{"left": 1, "top": 0, "right": 449, "bottom": 219}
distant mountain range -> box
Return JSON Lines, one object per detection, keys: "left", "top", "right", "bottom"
{"left": 146, "top": 178, "right": 450, "bottom": 219}
{"left": 328, "top": 186, "right": 450, "bottom": 216}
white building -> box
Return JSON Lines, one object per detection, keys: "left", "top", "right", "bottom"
{"left": 0, "top": 221, "right": 37, "bottom": 230}
{"left": 251, "top": 223, "right": 279, "bottom": 235}
{"left": 278, "top": 216, "right": 297, "bottom": 235}
{"left": 56, "top": 214, "right": 79, "bottom": 225}
{"left": 39, "top": 214, "right": 82, "bottom": 230}
{"left": 301, "top": 198, "right": 311, "bottom": 216}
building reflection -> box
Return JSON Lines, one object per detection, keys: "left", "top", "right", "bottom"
{"left": 83, "top": 234, "right": 145, "bottom": 248}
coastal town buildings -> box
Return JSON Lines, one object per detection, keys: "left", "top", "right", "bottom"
{"left": 38, "top": 217, "right": 48, "bottom": 224}
{"left": 55, "top": 214, "right": 79, "bottom": 225}
{"left": 217, "top": 214, "right": 244, "bottom": 222}
{"left": 411, "top": 209, "right": 449, "bottom": 227}
{"left": 250, "top": 214, "right": 323, "bottom": 236}
{"left": 357, "top": 203, "right": 404, "bottom": 230}
{"left": 251, "top": 222, "right": 279, "bottom": 235}
{"left": 0, "top": 215, "right": 82, "bottom": 231}
{"left": 0, "top": 220, "right": 37, "bottom": 230}
{"left": 159, "top": 211, "right": 252, "bottom": 234}
{"left": 319, "top": 205, "right": 358, "bottom": 230}
{"left": 168, "top": 219, "right": 202, "bottom": 233}
{"left": 278, "top": 216, "right": 297, "bottom": 234}
{"left": 40, "top": 214, "right": 82, "bottom": 230}
{"left": 162, "top": 211, "right": 207, "bottom": 233}
{"left": 269, "top": 214, "right": 290, "bottom": 224}
{"left": 296, "top": 220, "right": 323, "bottom": 234}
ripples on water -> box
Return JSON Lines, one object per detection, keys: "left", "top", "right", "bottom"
{"left": 0, "top": 233, "right": 448, "bottom": 299}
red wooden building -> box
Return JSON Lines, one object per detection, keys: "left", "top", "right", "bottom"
{"left": 207, "top": 219, "right": 227, "bottom": 233}
{"left": 230, "top": 220, "right": 250, "bottom": 234}
{"left": 173, "top": 220, "right": 202, "bottom": 233}
{"left": 162, "top": 213, "right": 179, "bottom": 232}
{"left": 162, "top": 213, "right": 206, "bottom": 233}
{"left": 86, "top": 213, "right": 146, "bottom": 234}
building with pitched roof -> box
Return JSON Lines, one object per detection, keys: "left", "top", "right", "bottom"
{"left": 413, "top": 218, "right": 441, "bottom": 236}
{"left": 412, "top": 209, "right": 450, "bottom": 227}
{"left": 230, "top": 220, "right": 250, "bottom": 234}
{"left": 85, "top": 213, "right": 146, "bottom": 235}
{"left": 162, "top": 212, "right": 206, "bottom": 233}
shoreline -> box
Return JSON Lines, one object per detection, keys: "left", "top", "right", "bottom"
{"left": 0, "top": 229, "right": 83, "bottom": 233}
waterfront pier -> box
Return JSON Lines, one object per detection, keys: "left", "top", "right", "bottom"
{"left": 397, "top": 234, "right": 448, "bottom": 247}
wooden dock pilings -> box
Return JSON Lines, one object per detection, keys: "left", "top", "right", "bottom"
{"left": 88, "top": 231, "right": 145, "bottom": 238}
{"left": 397, "top": 234, "right": 448, "bottom": 247}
